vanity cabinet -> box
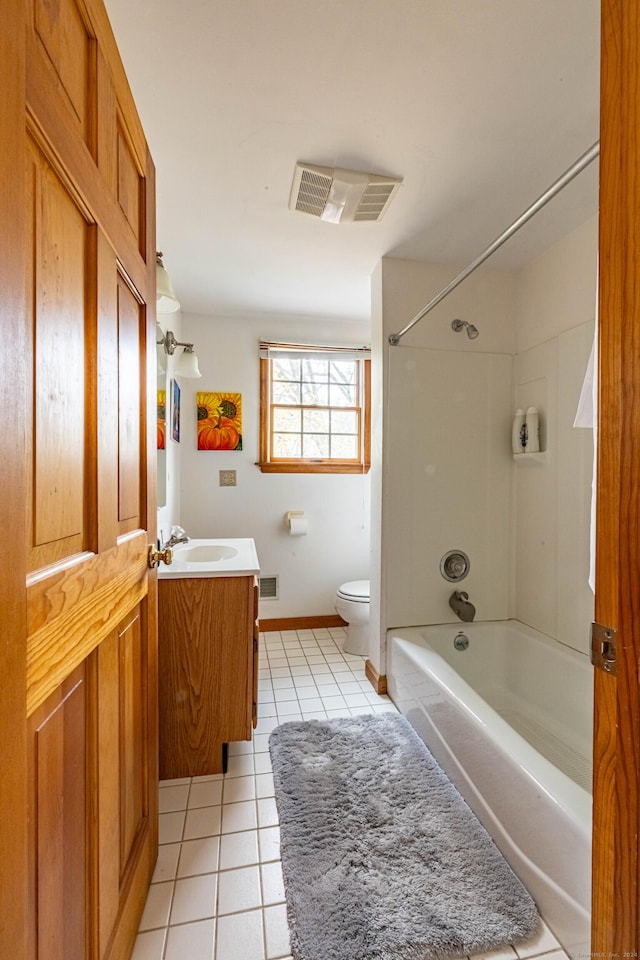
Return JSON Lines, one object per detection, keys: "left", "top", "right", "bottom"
{"left": 158, "top": 575, "right": 259, "bottom": 777}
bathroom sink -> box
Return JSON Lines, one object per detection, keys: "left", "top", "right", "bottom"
{"left": 159, "top": 538, "right": 260, "bottom": 579}
{"left": 177, "top": 544, "right": 238, "bottom": 562}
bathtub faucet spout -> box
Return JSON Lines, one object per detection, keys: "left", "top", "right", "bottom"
{"left": 449, "top": 590, "right": 476, "bottom": 622}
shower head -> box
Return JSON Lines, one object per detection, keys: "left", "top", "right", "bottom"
{"left": 451, "top": 319, "right": 479, "bottom": 339}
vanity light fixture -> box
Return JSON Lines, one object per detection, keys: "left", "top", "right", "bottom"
{"left": 156, "top": 251, "right": 181, "bottom": 313}
{"left": 157, "top": 329, "right": 202, "bottom": 378}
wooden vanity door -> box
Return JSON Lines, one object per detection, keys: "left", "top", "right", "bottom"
{"left": 17, "top": 0, "right": 159, "bottom": 956}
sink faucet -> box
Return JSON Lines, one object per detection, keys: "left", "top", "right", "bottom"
{"left": 165, "top": 525, "right": 189, "bottom": 547}
{"left": 449, "top": 590, "right": 476, "bottom": 622}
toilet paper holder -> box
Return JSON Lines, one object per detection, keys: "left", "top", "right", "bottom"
{"left": 285, "top": 511, "right": 308, "bottom": 535}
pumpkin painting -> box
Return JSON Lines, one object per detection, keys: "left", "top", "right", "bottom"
{"left": 197, "top": 392, "right": 243, "bottom": 451}
{"left": 157, "top": 390, "right": 166, "bottom": 450}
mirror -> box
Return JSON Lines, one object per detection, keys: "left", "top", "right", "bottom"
{"left": 157, "top": 325, "right": 167, "bottom": 508}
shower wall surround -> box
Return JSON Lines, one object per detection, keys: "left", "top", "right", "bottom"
{"left": 371, "top": 215, "right": 597, "bottom": 672}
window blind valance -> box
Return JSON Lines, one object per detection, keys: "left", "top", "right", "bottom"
{"left": 259, "top": 341, "right": 371, "bottom": 362}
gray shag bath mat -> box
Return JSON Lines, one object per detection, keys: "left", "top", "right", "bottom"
{"left": 269, "top": 712, "right": 540, "bottom": 960}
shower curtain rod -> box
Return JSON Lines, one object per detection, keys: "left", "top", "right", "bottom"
{"left": 388, "top": 140, "right": 600, "bottom": 346}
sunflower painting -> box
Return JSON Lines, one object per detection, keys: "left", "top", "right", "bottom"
{"left": 197, "top": 392, "right": 243, "bottom": 451}
{"left": 157, "top": 390, "right": 166, "bottom": 450}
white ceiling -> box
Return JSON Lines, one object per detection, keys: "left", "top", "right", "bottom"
{"left": 103, "top": 0, "right": 600, "bottom": 323}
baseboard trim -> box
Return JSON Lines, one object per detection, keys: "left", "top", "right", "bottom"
{"left": 365, "top": 660, "right": 387, "bottom": 695}
{"left": 259, "top": 615, "right": 347, "bottom": 633}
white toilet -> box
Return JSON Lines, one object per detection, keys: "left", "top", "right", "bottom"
{"left": 335, "top": 580, "right": 370, "bottom": 656}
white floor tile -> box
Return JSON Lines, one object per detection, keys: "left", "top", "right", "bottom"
{"left": 301, "top": 710, "right": 327, "bottom": 720}
{"left": 256, "top": 773, "right": 275, "bottom": 798}
{"left": 217, "top": 865, "right": 262, "bottom": 914}
{"left": 252, "top": 733, "right": 271, "bottom": 753}
{"left": 270, "top": 667, "right": 292, "bottom": 678}
{"left": 292, "top": 675, "right": 317, "bottom": 688}
{"left": 273, "top": 687, "right": 298, "bottom": 702}
{"left": 132, "top": 928, "right": 166, "bottom": 959}
{"left": 152, "top": 842, "right": 181, "bottom": 883}
{"left": 343, "top": 693, "right": 369, "bottom": 707}
{"left": 188, "top": 779, "right": 223, "bottom": 809}
{"left": 258, "top": 826, "right": 281, "bottom": 863}
{"left": 271, "top": 677, "right": 295, "bottom": 690}
{"left": 321, "top": 695, "right": 347, "bottom": 710}
{"left": 514, "top": 920, "right": 561, "bottom": 958}
{"left": 315, "top": 683, "right": 341, "bottom": 697}
{"left": 260, "top": 861, "right": 285, "bottom": 906}
{"left": 228, "top": 740, "right": 253, "bottom": 755}
{"left": 469, "top": 948, "right": 517, "bottom": 960}
{"left": 276, "top": 701, "right": 302, "bottom": 717}
{"left": 294, "top": 695, "right": 323, "bottom": 710}
{"left": 225, "top": 753, "right": 256, "bottom": 776}
{"left": 289, "top": 665, "right": 312, "bottom": 676}
{"left": 221, "top": 800, "right": 258, "bottom": 834}
{"left": 255, "top": 716, "right": 280, "bottom": 734}
{"left": 264, "top": 903, "right": 291, "bottom": 959}
{"left": 159, "top": 811, "right": 185, "bottom": 845}
{"left": 177, "top": 836, "right": 220, "bottom": 878}
{"left": 219, "top": 829, "right": 260, "bottom": 869}
{"left": 159, "top": 784, "right": 190, "bottom": 813}
{"left": 254, "top": 752, "right": 273, "bottom": 775}
{"left": 215, "top": 909, "right": 264, "bottom": 960}
{"left": 257, "top": 797, "right": 279, "bottom": 828}
{"left": 160, "top": 777, "right": 191, "bottom": 787}
{"left": 223, "top": 776, "right": 256, "bottom": 804}
{"left": 164, "top": 918, "right": 215, "bottom": 960}
{"left": 170, "top": 874, "right": 217, "bottom": 924}
{"left": 258, "top": 702, "right": 278, "bottom": 718}
{"left": 138, "top": 881, "right": 174, "bottom": 931}
{"left": 183, "top": 805, "right": 222, "bottom": 840}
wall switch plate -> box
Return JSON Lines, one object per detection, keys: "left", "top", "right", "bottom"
{"left": 219, "top": 470, "right": 237, "bottom": 487}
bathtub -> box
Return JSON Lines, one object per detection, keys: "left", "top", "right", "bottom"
{"left": 386, "top": 620, "right": 592, "bottom": 956}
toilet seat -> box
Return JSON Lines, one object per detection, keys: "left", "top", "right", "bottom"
{"left": 337, "top": 580, "right": 370, "bottom": 602}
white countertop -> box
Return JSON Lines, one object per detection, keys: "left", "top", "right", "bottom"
{"left": 158, "top": 538, "right": 260, "bottom": 579}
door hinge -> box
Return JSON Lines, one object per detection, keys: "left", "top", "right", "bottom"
{"left": 590, "top": 622, "right": 617, "bottom": 675}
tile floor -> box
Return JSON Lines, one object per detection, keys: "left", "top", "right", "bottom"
{"left": 133, "top": 627, "right": 570, "bottom": 960}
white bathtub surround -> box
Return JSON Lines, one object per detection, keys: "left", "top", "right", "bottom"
{"left": 387, "top": 620, "right": 592, "bottom": 957}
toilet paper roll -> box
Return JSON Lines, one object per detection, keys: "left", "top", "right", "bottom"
{"left": 288, "top": 515, "right": 308, "bottom": 536}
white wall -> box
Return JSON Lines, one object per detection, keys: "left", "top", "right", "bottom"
{"left": 178, "top": 312, "right": 371, "bottom": 620}
{"left": 513, "top": 216, "right": 597, "bottom": 655}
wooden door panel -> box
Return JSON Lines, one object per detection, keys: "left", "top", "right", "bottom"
{"left": 96, "top": 601, "right": 155, "bottom": 959}
{"left": 25, "top": 135, "right": 93, "bottom": 572}
{"left": 118, "top": 608, "right": 147, "bottom": 872}
{"left": 29, "top": 664, "right": 87, "bottom": 960}
{"left": 117, "top": 118, "right": 145, "bottom": 253}
{"left": 31, "top": 0, "right": 96, "bottom": 148}
{"left": 118, "top": 276, "right": 143, "bottom": 532}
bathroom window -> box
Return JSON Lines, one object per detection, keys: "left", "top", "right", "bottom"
{"left": 258, "top": 342, "right": 371, "bottom": 474}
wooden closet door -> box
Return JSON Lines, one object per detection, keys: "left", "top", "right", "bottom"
{"left": 19, "top": 0, "right": 159, "bottom": 956}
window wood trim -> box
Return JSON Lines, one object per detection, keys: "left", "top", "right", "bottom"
{"left": 258, "top": 356, "right": 371, "bottom": 474}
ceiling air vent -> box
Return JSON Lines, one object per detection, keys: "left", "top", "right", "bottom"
{"left": 289, "top": 163, "right": 402, "bottom": 224}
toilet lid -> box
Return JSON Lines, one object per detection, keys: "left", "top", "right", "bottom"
{"left": 337, "top": 580, "right": 370, "bottom": 601}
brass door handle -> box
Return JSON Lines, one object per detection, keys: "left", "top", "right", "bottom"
{"left": 148, "top": 545, "right": 173, "bottom": 568}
